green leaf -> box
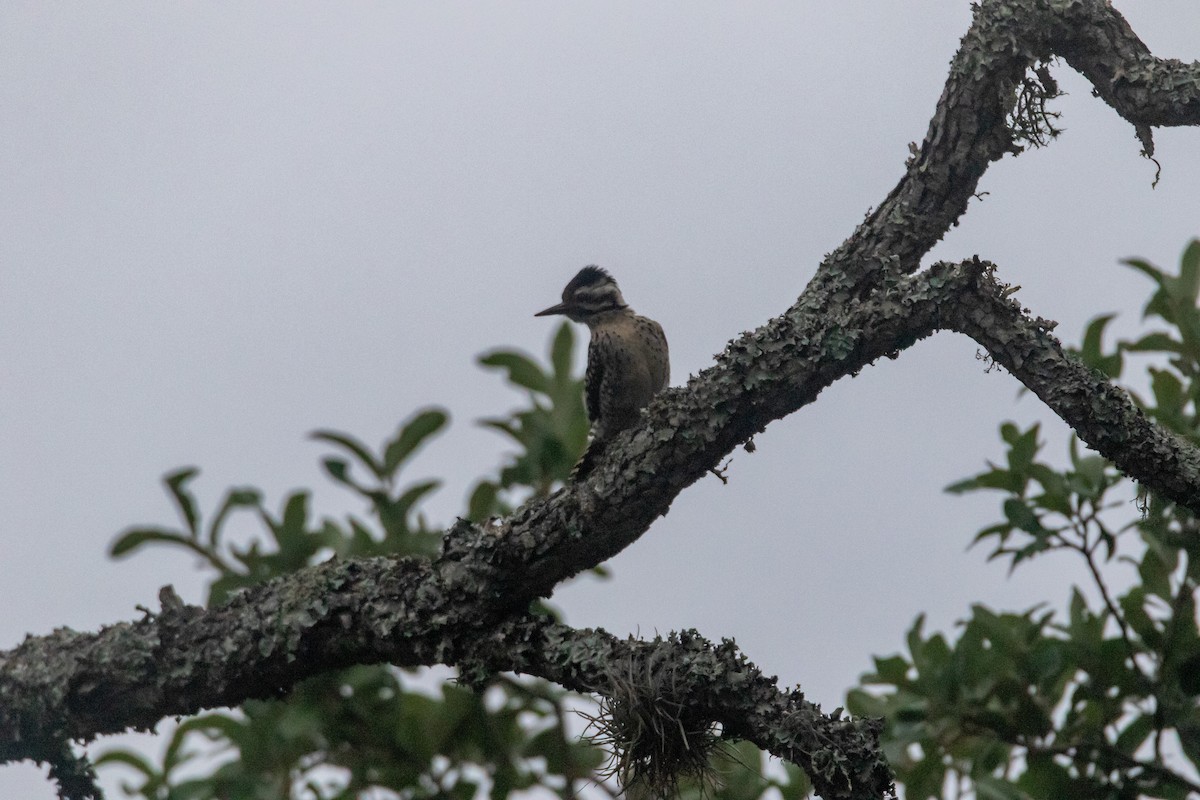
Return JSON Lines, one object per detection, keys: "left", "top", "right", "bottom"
{"left": 1079, "top": 313, "right": 1117, "bottom": 367}
{"left": 915, "top": 632, "right": 951, "bottom": 672}
{"left": 946, "top": 467, "right": 1021, "bottom": 495}
{"left": 1029, "top": 472, "right": 1071, "bottom": 515}
{"left": 310, "top": 429, "right": 384, "bottom": 479}
{"left": 550, "top": 321, "right": 575, "bottom": 383}
{"left": 1123, "top": 256, "right": 1178, "bottom": 324}
{"left": 1120, "top": 587, "right": 1161, "bottom": 648}
{"left": 1178, "top": 653, "right": 1200, "bottom": 695}
{"left": 713, "top": 741, "right": 769, "bottom": 800}
{"left": 777, "top": 761, "right": 813, "bottom": 800}
{"left": 1138, "top": 546, "right": 1173, "bottom": 600}
{"left": 1123, "top": 331, "right": 1183, "bottom": 354}
{"left": 207, "top": 487, "right": 263, "bottom": 550}
{"left": 1151, "top": 367, "right": 1185, "bottom": 406}
{"left": 109, "top": 527, "right": 189, "bottom": 558}
{"left": 905, "top": 614, "right": 928, "bottom": 663}
{"left": 1164, "top": 591, "right": 1200, "bottom": 664}
{"left": 944, "top": 476, "right": 982, "bottom": 494}
{"left": 973, "top": 522, "right": 1013, "bottom": 556}
{"left": 321, "top": 457, "right": 350, "bottom": 483}
{"left": 903, "top": 749, "right": 946, "bottom": 800}
{"left": 1002, "top": 498, "right": 1043, "bottom": 534}
{"left": 1070, "top": 454, "right": 1109, "bottom": 498}
{"left": 272, "top": 491, "right": 310, "bottom": 549}
{"left": 478, "top": 351, "right": 549, "bottom": 394}
{"left": 999, "top": 421, "right": 1021, "bottom": 445}
{"left": 164, "top": 467, "right": 201, "bottom": 537}
{"left": 159, "top": 721, "right": 202, "bottom": 775}
{"left": 480, "top": 417, "right": 522, "bottom": 444}
{"left": 321, "top": 458, "right": 372, "bottom": 498}
{"left": 1007, "top": 424, "right": 1040, "bottom": 471}
{"left": 382, "top": 408, "right": 449, "bottom": 475}
{"left": 525, "top": 727, "right": 572, "bottom": 773}
{"left": 873, "top": 654, "right": 912, "bottom": 685}
{"left": 1017, "top": 753, "right": 1075, "bottom": 798}
{"left": 1180, "top": 238, "right": 1200, "bottom": 304}
{"left": 1115, "top": 713, "right": 1155, "bottom": 755}
{"left": 974, "top": 774, "right": 1024, "bottom": 800}
{"left": 381, "top": 479, "right": 441, "bottom": 536}
{"left": 1123, "top": 256, "right": 1167, "bottom": 289}
{"left": 845, "top": 687, "right": 886, "bottom": 716}
{"left": 175, "top": 711, "right": 246, "bottom": 741}
{"left": 1067, "top": 587, "right": 1104, "bottom": 645}
{"left": 172, "top": 779, "right": 226, "bottom": 800}
{"left": 93, "top": 748, "right": 158, "bottom": 777}
{"left": 467, "top": 481, "right": 500, "bottom": 522}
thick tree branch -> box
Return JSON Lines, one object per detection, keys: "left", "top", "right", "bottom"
{"left": 1050, "top": 4, "right": 1200, "bottom": 131}
{"left": 943, "top": 260, "right": 1200, "bottom": 510}
{"left": 468, "top": 618, "right": 893, "bottom": 800}
{"left": 0, "top": 568, "right": 891, "bottom": 798}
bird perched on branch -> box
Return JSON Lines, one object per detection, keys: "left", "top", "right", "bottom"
{"left": 536, "top": 266, "right": 669, "bottom": 476}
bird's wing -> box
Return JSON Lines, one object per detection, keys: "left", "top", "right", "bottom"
{"left": 585, "top": 335, "right": 604, "bottom": 424}
{"left": 649, "top": 319, "right": 669, "bottom": 390}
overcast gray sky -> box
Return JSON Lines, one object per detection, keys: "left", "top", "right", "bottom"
{"left": 3, "top": 3, "right": 1200, "bottom": 796}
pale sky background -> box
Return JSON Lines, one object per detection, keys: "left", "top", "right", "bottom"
{"left": 3, "top": 3, "right": 1200, "bottom": 797}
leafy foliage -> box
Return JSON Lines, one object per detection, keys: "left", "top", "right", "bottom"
{"left": 467, "top": 322, "right": 590, "bottom": 521}
{"left": 849, "top": 240, "right": 1200, "bottom": 799}
{"left": 99, "top": 321, "right": 802, "bottom": 799}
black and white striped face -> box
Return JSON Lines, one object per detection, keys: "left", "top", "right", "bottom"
{"left": 535, "top": 265, "right": 628, "bottom": 323}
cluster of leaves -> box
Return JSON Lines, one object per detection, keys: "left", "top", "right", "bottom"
{"left": 98, "top": 325, "right": 596, "bottom": 800}
{"left": 97, "top": 321, "right": 804, "bottom": 800}
{"left": 109, "top": 406, "right": 447, "bottom": 609}
{"left": 99, "top": 670, "right": 601, "bottom": 800}
{"left": 467, "top": 322, "right": 590, "bottom": 521}
{"left": 848, "top": 240, "right": 1200, "bottom": 799}
{"left": 672, "top": 743, "right": 812, "bottom": 800}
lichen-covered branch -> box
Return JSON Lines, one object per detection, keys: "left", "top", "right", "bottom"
{"left": 3, "top": 2, "right": 1200, "bottom": 799}
{"left": 0, "top": 566, "right": 891, "bottom": 798}
{"left": 943, "top": 260, "right": 1200, "bottom": 510}
{"left": 0, "top": 560, "right": 438, "bottom": 759}
{"left": 468, "top": 617, "right": 893, "bottom": 800}
{"left": 466, "top": 263, "right": 987, "bottom": 603}
{"left": 1049, "top": 3, "right": 1200, "bottom": 132}
{"left": 809, "top": 0, "right": 1200, "bottom": 301}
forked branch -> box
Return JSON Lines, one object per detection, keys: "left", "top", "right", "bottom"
{"left": 2, "top": 3, "right": 1199, "bottom": 799}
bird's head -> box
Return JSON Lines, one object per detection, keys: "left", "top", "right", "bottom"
{"left": 535, "top": 265, "right": 628, "bottom": 324}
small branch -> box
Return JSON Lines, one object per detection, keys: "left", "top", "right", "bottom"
{"left": 1051, "top": 3, "right": 1200, "bottom": 130}
{"left": 1072, "top": 532, "right": 1149, "bottom": 686}
{"left": 1029, "top": 741, "right": 1200, "bottom": 797}
{"left": 708, "top": 458, "right": 732, "bottom": 485}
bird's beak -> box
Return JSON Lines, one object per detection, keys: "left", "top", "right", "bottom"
{"left": 534, "top": 302, "right": 568, "bottom": 317}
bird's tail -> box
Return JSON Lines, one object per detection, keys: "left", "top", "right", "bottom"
{"left": 569, "top": 436, "right": 609, "bottom": 481}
